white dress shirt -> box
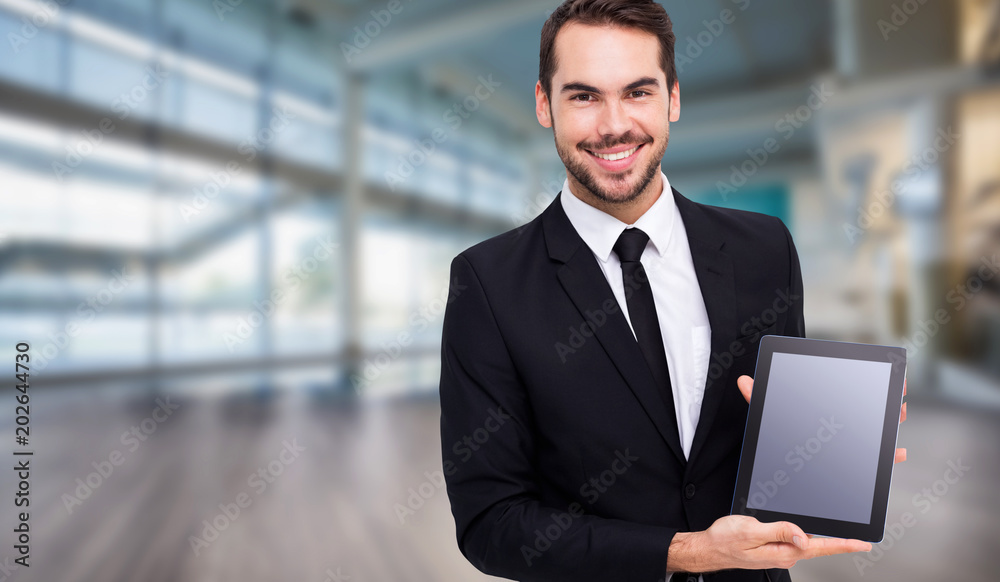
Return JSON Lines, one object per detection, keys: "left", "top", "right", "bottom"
{"left": 560, "top": 172, "right": 710, "bottom": 581}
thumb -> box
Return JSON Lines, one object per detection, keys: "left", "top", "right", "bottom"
{"left": 737, "top": 375, "right": 754, "bottom": 404}
{"left": 762, "top": 521, "right": 809, "bottom": 550}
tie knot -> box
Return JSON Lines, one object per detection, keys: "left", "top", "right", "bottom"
{"left": 613, "top": 228, "right": 650, "bottom": 263}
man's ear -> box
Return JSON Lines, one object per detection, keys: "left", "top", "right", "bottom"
{"left": 535, "top": 81, "right": 553, "bottom": 128}
{"left": 668, "top": 79, "right": 680, "bottom": 123}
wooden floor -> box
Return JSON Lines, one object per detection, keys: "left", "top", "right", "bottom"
{"left": 1, "top": 388, "right": 997, "bottom": 582}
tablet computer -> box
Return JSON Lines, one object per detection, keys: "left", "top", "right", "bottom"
{"left": 730, "top": 335, "right": 906, "bottom": 542}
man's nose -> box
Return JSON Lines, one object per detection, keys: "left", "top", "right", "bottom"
{"left": 596, "top": 99, "right": 633, "bottom": 138}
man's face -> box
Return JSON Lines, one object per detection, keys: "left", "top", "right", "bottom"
{"left": 535, "top": 23, "right": 680, "bottom": 206}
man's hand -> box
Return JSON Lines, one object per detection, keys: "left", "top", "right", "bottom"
{"left": 667, "top": 515, "right": 872, "bottom": 573}
{"left": 737, "top": 375, "right": 907, "bottom": 464}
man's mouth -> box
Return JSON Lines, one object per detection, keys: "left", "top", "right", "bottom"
{"left": 583, "top": 143, "right": 646, "bottom": 170}
{"left": 588, "top": 145, "right": 641, "bottom": 161}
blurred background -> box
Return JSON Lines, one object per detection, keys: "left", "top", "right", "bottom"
{"left": 0, "top": 0, "right": 998, "bottom": 580}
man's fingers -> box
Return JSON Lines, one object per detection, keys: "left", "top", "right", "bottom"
{"left": 803, "top": 536, "right": 872, "bottom": 557}
{"left": 900, "top": 401, "right": 907, "bottom": 423}
{"left": 737, "top": 375, "right": 754, "bottom": 404}
{"left": 894, "top": 448, "right": 907, "bottom": 463}
{"left": 903, "top": 378, "right": 907, "bottom": 397}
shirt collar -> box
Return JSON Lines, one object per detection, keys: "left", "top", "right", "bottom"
{"left": 559, "top": 171, "right": 677, "bottom": 263}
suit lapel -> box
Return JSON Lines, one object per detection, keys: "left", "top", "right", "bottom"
{"left": 543, "top": 194, "right": 686, "bottom": 466}
{"left": 673, "top": 189, "right": 740, "bottom": 466}
{"left": 542, "top": 189, "right": 743, "bottom": 468}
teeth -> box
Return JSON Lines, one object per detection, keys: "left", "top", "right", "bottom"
{"left": 592, "top": 146, "right": 639, "bottom": 161}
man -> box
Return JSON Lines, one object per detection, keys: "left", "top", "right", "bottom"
{"left": 438, "top": 1, "right": 905, "bottom": 581}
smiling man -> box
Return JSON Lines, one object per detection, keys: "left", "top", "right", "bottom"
{"left": 539, "top": 22, "right": 673, "bottom": 226}
{"left": 439, "top": 2, "right": 900, "bottom": 581}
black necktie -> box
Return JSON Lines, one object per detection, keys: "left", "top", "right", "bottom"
{"left": 612, "top": 228, "right": 676, "bottom": 417}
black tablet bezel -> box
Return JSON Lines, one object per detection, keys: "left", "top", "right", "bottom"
{"left": 730, "top": 335, "right": 906, "bottom": 543}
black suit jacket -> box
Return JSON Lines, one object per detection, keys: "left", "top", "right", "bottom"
{"left": 439, "top": 188, "right": 805, "bottom": 582}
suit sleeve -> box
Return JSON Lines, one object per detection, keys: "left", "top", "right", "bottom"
{"left": 439, "top": 254, "right": 678, "bottom": 582}
{"left": 778, "top": 217, "right": 806, "bottom": 339}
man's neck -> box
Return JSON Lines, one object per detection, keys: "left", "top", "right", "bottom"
{"left": 566, "top": 173, "right": 664, "bottom": 225}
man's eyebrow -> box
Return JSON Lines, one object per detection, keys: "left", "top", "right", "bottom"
{"left": 560, "top": 82, "right": 601, "bottom": 94}
{"left": 624, "top": 77, "right": 659, "bottom": 91}
{"left": 560, "top": 77, "right": 660, "bottom": 95}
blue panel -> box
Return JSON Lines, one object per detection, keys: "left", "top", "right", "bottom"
{"left": 689, "top": 182, "right": 791, "bottom": 228}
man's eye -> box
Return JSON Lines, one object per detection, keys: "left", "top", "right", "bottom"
{"left": 630, "top": 90, "right": 649, "bottom": 98}
{"left": 571, "top": 94, "right": 593, "bottom": 102}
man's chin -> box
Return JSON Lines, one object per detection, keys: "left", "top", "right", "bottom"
{"left": 589, "top": 172, "right": 653, "bottom": 203}
{"left": 589, "top": 183, "right": 646, "bottom": 204}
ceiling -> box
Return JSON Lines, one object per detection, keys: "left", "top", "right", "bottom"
{"left": 313, "top": 0, "right": 834, "bottom": 107}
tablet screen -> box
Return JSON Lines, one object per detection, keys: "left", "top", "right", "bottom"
{"left": 745, "top": 352, "right": 891, "bottom": 524}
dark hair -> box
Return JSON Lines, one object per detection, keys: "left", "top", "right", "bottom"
{"left": 539, "top": 0, "right": 677, "bottom": 98}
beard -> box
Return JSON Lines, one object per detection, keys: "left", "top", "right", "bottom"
{"left": 554, "top": 126, "right": 669, "bottom": 206}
